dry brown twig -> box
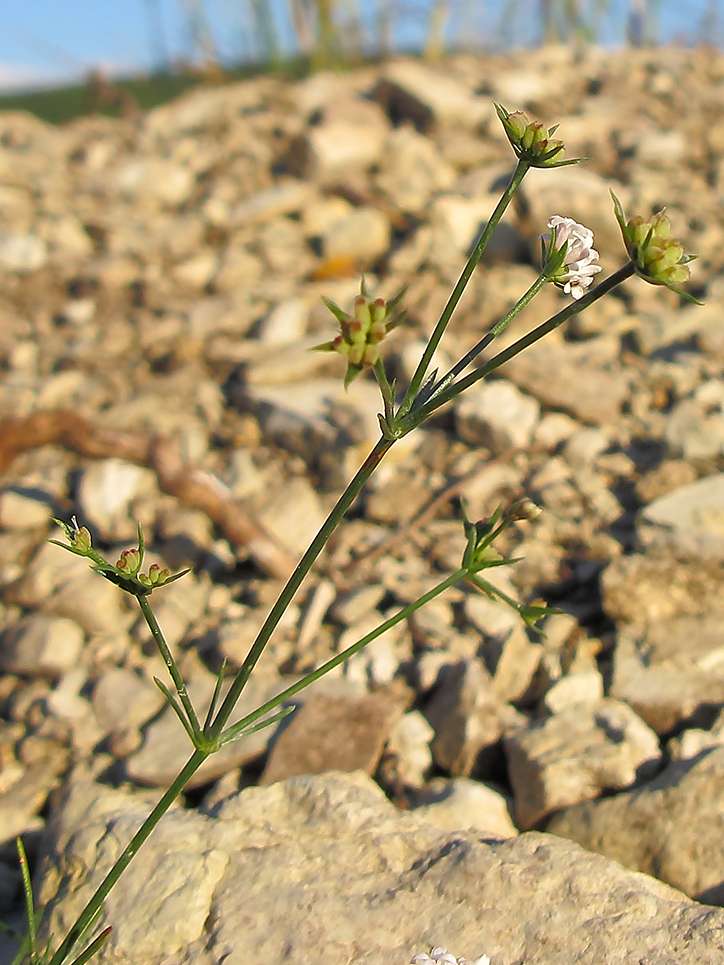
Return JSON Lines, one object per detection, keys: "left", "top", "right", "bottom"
{"left": 0, "top": 410, "right": 296, "bottom": 579}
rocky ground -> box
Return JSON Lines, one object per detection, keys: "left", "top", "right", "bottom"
{"left": 1, "top": 42, "right": 724, "bottom": 964}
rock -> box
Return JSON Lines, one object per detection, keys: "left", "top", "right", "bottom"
{"left": 0, "top": 615, "right": 84, "bottom": 678}
{"left": 286, "top": 104, "right": 387, "bottom": 182}
{"left": 482, "top": 624, "right": 543, "bottom": 705}
{"left": 548, "top": 746, "right": 724, "bottom": 905}
{"left": 374, "top": 125, "right": 456, "bottom": 214}
{"left": 602, "top": 554, "right": 724, "bottom": 624}
{"left": 253, "top": 476, "right": 326, "bottom": 558}
{"left": 230, "top": 180, "right": 315, "bottom": 224}
{"left": 0, "top": 488, "right": 53, "bottom": 530}
{"left": 256, "top": 298, "right": 310, "bottom": 344}
{"left": 0, "top": 232, "right": 47, "bottom": 271}
{"left": 455, "top": 379, "right": 539, "bottom": 453}
{"left": 638, "top": 474, "right": 724, "bottom": 561}
{"left": 373, "top": 61, "right": 489, "bottom": 131}
{"left": 611, "top": 619, "right": 724, "bottom": 734}
{"left": 340, "top": 613, "right": 410, "bottom": 687}
{"left": 412, "top": 776, "right": 518, "bottom": 837}
{"left": 501, "top": 339, "right": 631, "bottom": 426}
{"left": 505, "top": 698, "right": 661, "bottom": 829}
{"left": 665, "top": 397, "right": 724, "bottom": 459}
{"left": 92, "top": 667, "right": 166, "bottom": 735}
{"left": 381, "top": 710, "right": 434, "bottom": 789}
{"left": 542, "top": 670, "right": 604, "bottom": 714}
{"left": 0, "top": 755, "right": 68, "bottom": 845}
{"left": 424, "top": 660, "right": 515, "bottom": 778}
{"left": 321, "top": 207, "right": 391, "bottom": 265}
{"left": 260, "top": 690, "right": 406, "bottom": 785}
{"left": 330, "top": 585, "right": 386, "bottom": 626}
{"left": 36, "top": 772, "right": 724, "bottom": 965}
{"left": 77, "top": 459, "right": 158, "bottom": 543}
{"left": 113, "top": 158, "right": 194, "bottom": 207}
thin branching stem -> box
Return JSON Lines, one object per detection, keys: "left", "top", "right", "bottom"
{"left": 398, "top": 158, "right": 530, "bottom": 418}
{"left": 137, "top": 594, "right": 202, "bottom": 741}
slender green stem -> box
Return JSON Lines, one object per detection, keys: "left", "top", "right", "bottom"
{"left": 207, "top": 434, "right": 394, "bottom": 739}
{"left": 401, "top": 261, "right": 636, "bottom": 430}
{"left": 17, "top": 838, "right": 36, "bottom": 964}
{"left": 398, "top": 158, "right": 530, "bottom": 418}
{"left": 420, "top": 271, "right": 548, "bottom": 409}
{"left": 221, "top": 568, "right": 468, "bottom": 744}
{"left": 373, "top": 357, "right": 395, "bottom": 425}
{"left": 137, "top": 595, "right": 202, "bottom": 741}
{"left": 47, "top": 749, "right": 208, "bottom": 965}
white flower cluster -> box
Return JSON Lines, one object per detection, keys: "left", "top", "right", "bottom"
{"left": 411, "top": 947, "right": 490, "bottom": 965}
{"left": 543, "top": 215, "right": 602, "bottom": 299}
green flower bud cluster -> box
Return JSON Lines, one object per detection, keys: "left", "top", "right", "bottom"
{"left": 612, "top": 192, "right": 699, "bottom": 302}
{"left": 138, "top": 562, "right": 173, "bottom": 587}
{"left": 51, "top": 518, "right": 187, "bottom": 596}
{"left": 495, "top": 104, "right": 583, "bottom": 169}
{"left": 314, "top": 278, "right": 406, "bottom": 388}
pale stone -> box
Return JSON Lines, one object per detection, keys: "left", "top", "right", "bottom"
{"left": 506, "top": 698, "right": 661, "bottom": 829}
{"left": 412, "top": 777, "right": 518, "bottom": 837}
{"left": 455, "top": 379, "right": 539, "bottom": 453}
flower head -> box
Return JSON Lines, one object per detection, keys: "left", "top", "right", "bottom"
{"left": 541, "top": 216, "right": 602, "bottom": 299}
{"left": 495, "top": 104, "right": 583, "bottom": 169}
{"left": 411, "top": 948, "right": 490, "bottom": 965}
{"left": 313, "top": 278, "right": 406, "bottom": 388}
{"left": 611, "top": 192, "right": 699, "bottom": 303}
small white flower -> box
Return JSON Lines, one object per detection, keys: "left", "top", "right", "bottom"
{"left": 411, "top": 949, "right": 491, "bottom": 965}
{"left": 542, "top": 215, "right": 602, "bottom": 299}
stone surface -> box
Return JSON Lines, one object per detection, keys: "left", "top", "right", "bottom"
{"left": 259, "top": 690, "right": 405, "bottom": 785}
{"left": 411, "top": 776, "right": 518, "bottom": 837}
{"left": 0, "top": 615, "right": 84, "bottom": 678}
{"left": 455, "top": 379, "right": 539, "bottom": 454}
{"left": 505, "top": 698, "right": 661, "bottom": 829}
{"left": 548, "top": 746, "right": 724, "bottom": 905}
{"left": 36, "top": 772, "right": 724, "bottom": 965}
{"left": 639, "top": 474, "right": 724, "bottom": 561}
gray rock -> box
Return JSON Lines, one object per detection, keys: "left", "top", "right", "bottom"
{"left": 505, "top": 698, "right": 661, "bottom": 829}
{"left": 455, "top": 379, "right": 539, "bottom": 453}
{"left": 0, "top": 232, "right": 47, "bottom": 271}
{"left": 36, "top": 772, "right": 724, "bottom": 965}
{"left": 92, "top": 667, "right": 166, "bottom": 735}
{"left": 77, "top": 459, "right": 158, "bottom": 543}
{"left": 548, "top": 746, "right": 724, "bottom": 904}
{"left": 287, "top": 108, "right": 387, "bottom": 182}
{"left": 322, "top": 207, "right": 391, "bottom": 265}
{"left": 611, "top": 619, "right": 724, "bottom": 734}
{"left": 0, "top": 755, "right": 68, "bottom": 845}
{"left": 639, "top": 473, "right": 724, "bottom": 561}
{"left": 260, "top": 690, "right": 406, "bottom": 785}
{"left": 382, "top": 710, "right": 434, "bottom": 789}
{"left": 602, "top": 553, "right": 724, "bottom": 625}
{"left": 374, "top": 125, "right": 456, "bottom": 213}
{"left": 0, "top": 488, "right": 53, "bottom": 531}
{"left": 665, "top": 398, "right": 724, "bottom": 459}
{"left": 411, "top": 776, "right": 518, "bottom": 837}
{"left": 424, "top": 660, "right": 515, "bottom": 778}
{"left": 542, "top": 670, "right": 604, "bottom": 714}
{"left": 501, "top": 338, "right": 631, "bottom": 426}
{"left": 374, "top": 61, "right": 489, "bottom": 130}
{"left": 0, "top": 615, "right": 84, "bottom": 678}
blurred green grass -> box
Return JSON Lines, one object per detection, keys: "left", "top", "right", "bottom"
{"left": 0, "top": 60, "right": 312, "bottom": 125}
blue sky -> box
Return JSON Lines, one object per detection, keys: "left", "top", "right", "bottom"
{"left": 0, "top": 0, "right": 720, "bottom": 93}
